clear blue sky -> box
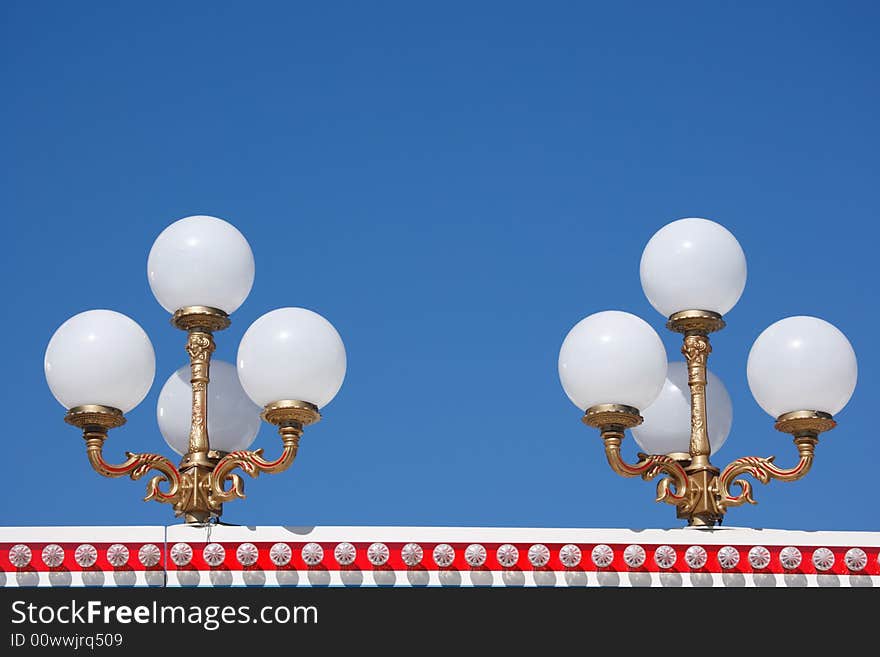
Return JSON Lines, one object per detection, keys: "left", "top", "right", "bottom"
{"left": 2, "top": 1, "right": 877, "bottom": 531}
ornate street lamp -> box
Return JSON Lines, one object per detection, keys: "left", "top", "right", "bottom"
{"left": 44, "top": 215, "right": 346, "bottom": 524}
{"left": 558, "top": 218, "right": 857, "bottom": 526}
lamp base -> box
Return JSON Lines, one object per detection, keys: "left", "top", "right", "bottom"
{"left": 582, "top": 404, "right": 642, "bottom": 430}
{"left": 171, "top": 306, "right": 231, "bottom": 332}
{"left": 775, "top": 410, "right": 836, "bottom": 436}
{"left": 666, "top": 310, "right": 726, "bottom": 334}
{"left": 262, "top": 400, "right": 321, "bottom": 427}
{"left": 65, "top": 405, "right": 126, "bottom": 430}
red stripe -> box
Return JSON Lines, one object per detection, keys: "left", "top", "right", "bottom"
{"left": 164, "top": 542, "right": 879, "bottom": 576}
{"left": 3, "top": 541, "right": 876, "bottom": 576}
{"left": 0, "top": 543, "right": 162, "bottom": 573}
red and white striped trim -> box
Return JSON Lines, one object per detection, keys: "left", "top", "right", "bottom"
{"left": 7, "top": 543, "right": 876, "bottom": 574}
{"left": 2, "top": 525, "right": 879, "bottom": 586}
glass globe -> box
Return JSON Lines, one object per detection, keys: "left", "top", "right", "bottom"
{"left": 558, "top": 310, "right": 667, "bottom": 411}
{"left": 237, "top": 307, "right": 347, "bottom": 408}
{"left": 747, "top": 316, "right": 857, "bottom": 418}
{"left": 640, "top": 218, "right": 747, "bottom": 317}
{"left": 147, "top": 215, "right": 255, "bottom": 314}
{"left": 157, "top": 360, "right": 261, "bottom": 455}
{"left": 632, "top": 361, "right": 732, "bottom": 456}
{"left": 45, "top": 309, "right": 156, "bottom": 413}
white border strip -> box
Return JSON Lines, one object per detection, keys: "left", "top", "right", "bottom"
{"left": 1, "top": 571, "right": 165, "bottom": 588}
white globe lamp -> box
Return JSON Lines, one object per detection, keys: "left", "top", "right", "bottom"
{"left": 632, "top": 361, "right": 733, "bottom": 456}
{"left": 147, "top": 215, "right": 255, "bottom": 315}
{"left": 558, "top": 310, "right": 667, "bottom": 413}
{"left": 747, "top": 316, "right": 857, "bottom": 419}
{"left": 157, "top": 360, "right": 261, "bottom": 455}
{"left": 237, "top": 307, "right": 347, "bottom": 410}
{"left": 640, "top": 218, "right": 747, "bottom": 318}
{"left": 45, "top": 309, "right": 155, "bottom": 413}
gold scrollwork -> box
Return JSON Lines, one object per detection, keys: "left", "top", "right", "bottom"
{"left": 210, "top": 426, "right": 302, "bottom": 503}
{"left": 185, "top": 331, "right": 215, "bottom": 364}
{"left": 84, "top": 431, "right": 182, "bottom": 505}
{"left": 717, "top": 437, "right": 816, "bottom": 509}
{"left": 185, "top": 330, "right": 216, "bottom": 456}
{"left": 601, "top": 430, "right": 691, "bottom": 508}
{"left": 682, "top": 333, "right": 712, "bottom": 463}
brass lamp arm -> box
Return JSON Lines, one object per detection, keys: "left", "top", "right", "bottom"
{"left": 717, "top": 436, "right": 817, "bottom": 509}
{"left": 601, "top": 428, "right": 690, "bottom": 506}
{"left": 210, "top": 424, "right": 302, "bottom": 503}
{"left": 83, "top": 428, "right": 182, "bottom": 505}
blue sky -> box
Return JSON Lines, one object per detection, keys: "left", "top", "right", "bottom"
{"left": 2, "top": 1, "right": 877, "bottom": 531}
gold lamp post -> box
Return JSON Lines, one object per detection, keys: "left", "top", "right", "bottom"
{"left": 559, "top": 218, "right": 857, "bottom": 527}
{"left": 45, "top": 216, "right": 347, "bottom": 524}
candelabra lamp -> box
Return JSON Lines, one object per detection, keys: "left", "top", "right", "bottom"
{"left": 44, "top": 216, "right": 347, "bottom": 523}
{"left": 558, "top": 218, "right": 857, "bottom": 526}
